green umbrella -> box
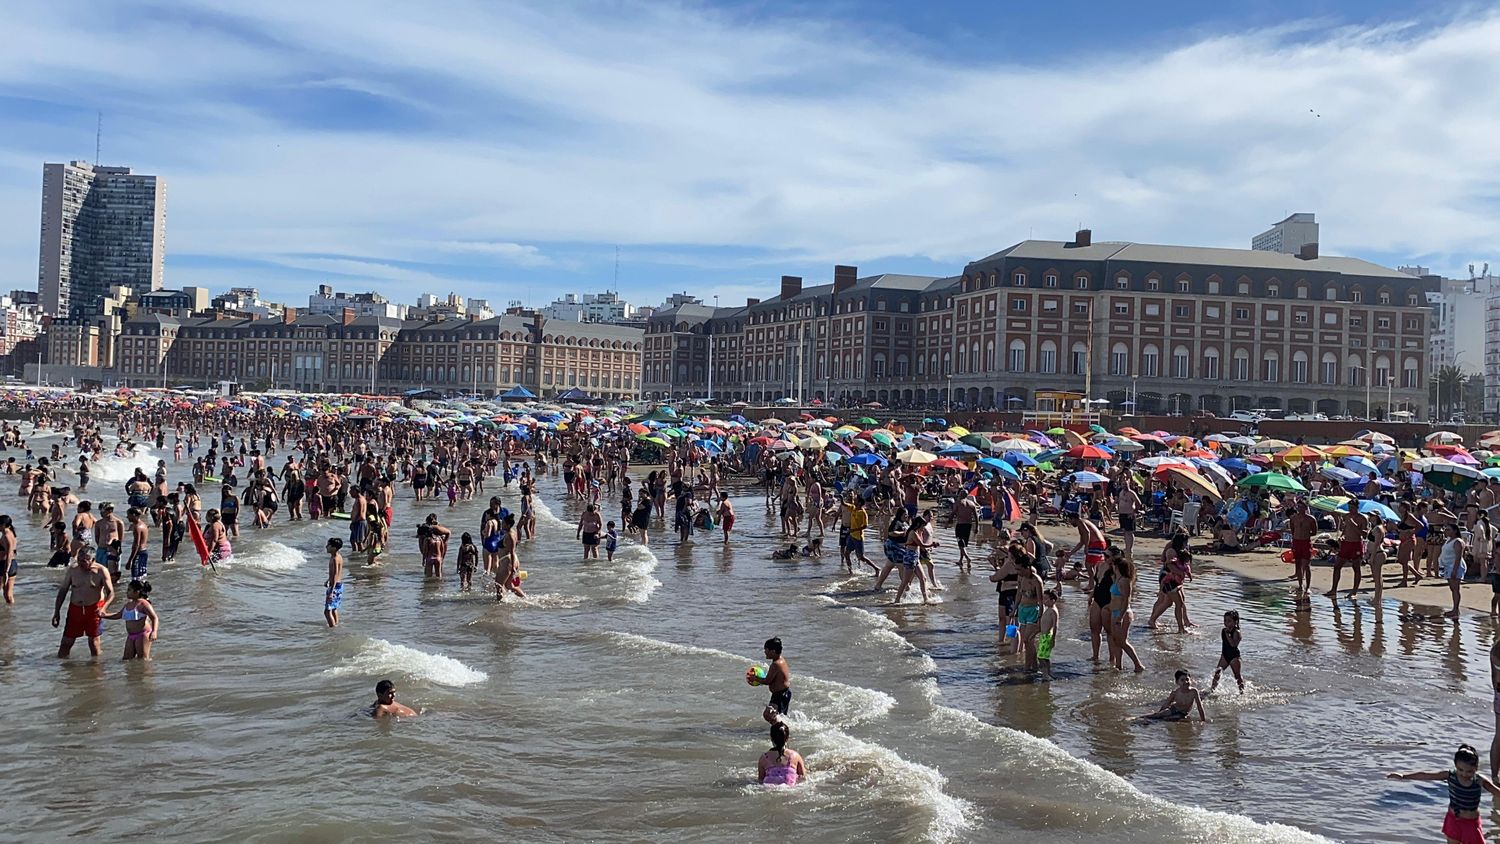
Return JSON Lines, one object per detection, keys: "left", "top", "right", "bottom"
{"left": 857, "top": 417, "right": 879, "bottom": 427}
{"left": 660, "top": 427, "right": 687, "bottom": 439}
{"left": 960, "top": 433, "right": 994, "bottom": 451}
{"left": 636, "top": 433, "right": 671, "bottom": 447}
{"left": 1236, "top": 472, "right": 1307, "bottom": 492}
{"left": 1423, "top": 462, "right": 1484, "bottom": 492}
{"left": 869, "top": 430, "right": 896, "bottom": 446}
{"left": 1089, "top": 424, "right": 1109, "bottom": 435}
{"left": 1308, "top": 495, "right": 1353, "bottom": 514}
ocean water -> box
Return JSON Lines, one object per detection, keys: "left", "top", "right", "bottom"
{"left": 0, "top": 425, "right": 1488, "bottom": 842}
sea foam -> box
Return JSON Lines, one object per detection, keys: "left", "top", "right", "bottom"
{"left": 325, "top": 638, "right": 488, "bottom": 687}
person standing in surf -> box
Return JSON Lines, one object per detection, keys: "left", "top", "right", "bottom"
{"left": 577, "top": 503, "right": 603, "bottom": 560}
{"left": 0, "top": 514, "right": 17, "bottom": 604}
{"left": 480, "top": 498, "right": 503, "bottom": 575}
{"left": 1388, "top": 743, "right": 1499, "bottom": 844}
{"left": 497, "top": 513, "right": 526, "bottom": 602}
{"left": 126, "top": 507, "right": 149, "bottom": 580}
{"left": 52, "top": 543, "right": 114, "bottom": 658}
{"left": 323, "top": 538, "right": 344, "bottom": 627}
{"left": 748, "top": 636, "right": 792, "bottom": 723}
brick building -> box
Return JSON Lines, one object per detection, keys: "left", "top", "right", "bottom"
{"left": 642, "top": 230, "right": 1434, "bottom": 418}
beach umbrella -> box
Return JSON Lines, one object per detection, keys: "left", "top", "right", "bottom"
{"left": 897, "top": 449, "right": 936, "bottom": 465}
{"left": 930, "top": 457, "right": 969, "bottom": 470}
{"left": 1483, "top": 467, "right": 1500, "bottom": 480}
{"left": 636, "top": 434, "right": 671, "bottom": 448}
{"left": 1237, "top": 472, "right": 1307, "bottom": 492}
{"left": 1089, "top": 424, "right": 1109, "bottom": 435}
{"left": 1427, "top": 431, "right": 1463, "bottom": 444}
{"left": 1162, "top": 466, "right": 1222, "bottom": 500}
{"left": 697, "top": 439, "right": 723, "bottom": 452}
{"left": 868, "top": 430, "right": 896, "bottom": 447}
{"left": 1226, "top": 436, "right": 1259, "bottom": 447}
{"left": 1342, "top": 477, "right": 1395, "bottom": 494}
{"left": 1323, "top": 444, "right": 1372, "bottom": 459}
{"left": 939, "top": 443, "right": 982, "bottom": 456}
{"left": 1057, "top": 429, "right": 1088, "bottom": 446}
{"left": 1130, "top": 433, "right": 1167, "bottom": 445}
{"left": 947, "top": 425, "right": 971, "bottom": 437}
{"left": 1249, "top": 439, "right": 1294, "bottom": 453}
{"left": 1190, "top": 459, "right": 1233, "bottom": 487}
{"left": 807, "top": 419, "right": 833, "bottom": 429}
{"left": 1136, "top": 455, "right": 1192, "bottom": 470}
{"left": 1309, "top": 495, "right": 1354, "bottom": 514}
{"left": 1066, "top": 444, "right": 1113, "bottom": 460}
{"left": 1026, "top": 430, "right": 1059, "bottom": 448}
{"left": 1109, "top": 439, "right": 1144, "bottom": 453}
{"left": 978, "top": 457, "right": 1021, "bottom": 479}
{"left": 848, "top": 452, "right": 887, "bottom": 466}
{"left": 995, "top": 437, "right": 1041, "bottom": 453}
{"left": 959, "top": 433, "right": 994, "bottom": 451}
{"left": 1357, "top": 430, "right": 1395, "bottom": 445}
{"left": 1204, "top": 433, "right": 1232, "bottom": 444}
{"left": 1003, "top": 451, "right": 1039, "bottom": 468}
{"left": 1319, "top": 465, "right": 1361, "bottom": 483}
{"left": 797, "top": 435, "right": 829, "bottom": 451}
{"left": 1451, "top": 453, "right": 1481, "bottom": 466}
{"left": 769, "top": 439, "right": 796, "bottom": 451}
{"left": 1423, "top": 462, "right": 1485, "bottom": 492}
{"left": 1340, "top": 455, "right": 1379, "bottom": 476}
{"left": 1357, "top": 500, "right": 1399, "bottom": 521}
{"left": 1036, "top": 448, "right": 1067, "bottom": 464}
{"left": 1064, "top": 470, "right": 1109, "bottom": 485}
{"left": 857, "top": 416, "right": 879, "bottom": 427}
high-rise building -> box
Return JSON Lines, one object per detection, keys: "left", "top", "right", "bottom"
{"left": 38, "top": 161, "right": 167, "bottom": 317}
{"left": 1251, "top": 212, "right": 1318, "bottom": 255}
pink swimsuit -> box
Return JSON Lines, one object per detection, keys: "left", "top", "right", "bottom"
{"left": 762, "top": 759, "right": 799, "bottom": 786}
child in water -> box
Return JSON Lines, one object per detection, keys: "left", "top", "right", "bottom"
{"left": 1208, "top": 610, "right": 1244, "bottom": 695}
{"left": 457, "top": 533, "right": 477, "bottom": 592}
{"left": 605, "top": 521, "right": 618, "bottom": 562}
{"left": 1037, "top": 589, "right": 1059, "bottom": 681}
{"left": 1141, "top": 670, "right": 1209, "bottom": 722}
{"left": 1388, "top": 743, "right": 1500, "bottom": 844}
{"left": 102, "top": 580, "right": 160, "bottom": 661}
{"left": 757, "top": 721, "right": 807, "bottom": 786}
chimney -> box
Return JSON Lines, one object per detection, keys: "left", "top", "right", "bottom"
{"left": 833, "top": 265, "right": 857, "bottom": 294}
{"left": 1297, "top": 242, "right": 1319, "bottom": 260}
{"left": 780, "top": 275, "right": 802, "bottom": 300}
{"left": 1068, "top": 229, "right": 1092, "bottom": 248}
{"left": 341, "top": 307, "right": 356, "bottom": 326}
{"left": 281, "top": 306, "right": 297, "bottom": 325}
{"left": 746, "top": 297, "right": 760, "bottom": 307}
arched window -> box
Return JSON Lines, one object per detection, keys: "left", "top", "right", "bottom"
{"left": 956, "top": 344, "right": 967, "bottom": 372}
{"left": 872, "top": 353, "right": 887, "bottom": 378}
{"left": 985, "top": 339, "right": 996, "bottom": 370}
{"left": 1262, "top": 350, "right": 1279, "bottom": 382}
{"left": 1110, "top": 342, "right": 1129, "bottom": 376}
{"left": 1321, "top": 352, "right": 1338, "bottom": 384}
{"left": 916, "top": 353, "right": 926, "bottom": 376}
{"left": 1231, "top": 350, "right": 1250, "bottom": 381}
{"left": 1346, "top": 354, "right": 1364, "bottom": 387}
{"left": 1070, "top": 342, "right": 1087, "bottom": 375}
{"left": 1141, "top": 344, "right": 1159, "bottom": 378}
{"left": 1403, "top": 357, "right": 1420, "bottom": 388}
{"left": 1008, "top": 339, "right": 1026, "bottom": 372}
{"left": 1374, "top": 355, "right": 1391, "bottom": 387}
{"left": 970, "top": 341, "right": 981, "bottom": 373}
{"left": 1291, "top": 351, "right": 1309, "bottom": 383}
{"left": 1172, "top": 346, "right": 1190, "bottom": 378}
{"left": 1039, "top": 340, "right": 1057, "bottom": 374}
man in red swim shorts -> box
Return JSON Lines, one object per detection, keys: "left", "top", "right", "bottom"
{"left": 1289, "top": 503, "right": 1317, "bottom": 598}
{"left": 1327, "top": 504, "right": 1369, "bottom": 599}
{"left": 52, "top": 543, "right": 114, "bottom": 658}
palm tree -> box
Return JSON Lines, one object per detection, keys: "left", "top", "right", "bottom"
{"left": 1428, "top": 365, "right": 1466, "bottom": 420}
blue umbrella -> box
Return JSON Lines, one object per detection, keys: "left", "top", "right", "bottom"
{"left": 1356, "top": 500, "right": 1399, "bottom": 521}
{"left": 1342, "top": 478, "right": 1395, "bottom": 494}
{"left": 848, "top": 453, "right": 886, "bottom": 466}
{"left": 696, "top": 439, "right": 723, "bottom": 452}
{"left": 939, "top": 443, "right": 982, "bottom": 456}
{"left": 1037, "top": 448, "right": 1066, "bottom": 463}
{"left": 1003, "top": 451, "right": 1039, "bottom": 467}
{"left": 1218, "top": 457, "right": 1252, "bottom": 475}
{"left": 977, "top": 457, "right": 1021, "bottom": 479}
{"left": 1484, "top": 467, "right": 1500, "bottom": 480}
{"left": 1320, "top": 465, "right": 1360, "bottom": 483}
{"left": 1340, "top": 455, "right": 1379, "bottom": 476}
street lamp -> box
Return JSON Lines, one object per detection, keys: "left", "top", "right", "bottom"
{"left": 946, "top": 374, "right": 953, "bottom": 414}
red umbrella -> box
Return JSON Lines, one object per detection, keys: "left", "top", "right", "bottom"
{"left": 931, "top": 457, "right": 968, "bottom": 470}
{"left": 749, "top": 436, "right": 774, "bottom": 446}
{"left": 1066, "top": 444, "right": 1113, "bottom": 460}
{"left": 1130, "top": 433, "right": 1166, "bottom": 445}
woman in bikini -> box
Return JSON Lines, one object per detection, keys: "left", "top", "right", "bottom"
{"left": 1109, "top": 554, "right": 1145, "bottom": 673}
{"left": 102, "top": 579, "right": 160, "bottom": 661}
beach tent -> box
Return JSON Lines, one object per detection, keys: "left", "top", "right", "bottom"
{"left": 500, "top": 385, "right": 537, "bottom": 402}
{"left": 555, "top": 387, "right": 598, "bottom": 403}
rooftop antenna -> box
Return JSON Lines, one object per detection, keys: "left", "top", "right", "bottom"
{"left": 95, "top": 111, "right": 102, "bottom": 165}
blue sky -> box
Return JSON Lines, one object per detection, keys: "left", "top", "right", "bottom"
{"left": 1, "top": 0, "right": 1497, "bottom": 312}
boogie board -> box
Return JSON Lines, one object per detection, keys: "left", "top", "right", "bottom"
{"left": 186, "top": 516, "right": 211, "bottom": 566}
{"left": 330, "top": 512, "right": 351, "bottom": 520}
{"left": 203, "top": 476, "right": 222, "bottom": 483}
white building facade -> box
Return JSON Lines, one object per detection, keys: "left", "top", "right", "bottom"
{"left": 1251, "top": 212, "right": 1319, "bottom": 255}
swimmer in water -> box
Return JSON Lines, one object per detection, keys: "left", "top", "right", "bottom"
{"left": 371, "top": 679, "right": 418, "bottom": 718}
{"left": 102, "top": 579, "right": 160, "bottom": 660}
{"left": 757, "top": 721, "right": 807, "bottom": 786}
{"left": 1141, "top": 669, "right": 1209, "bottom": 722}
{"left": 1388, "top": 743, "right": 1500, "bottom": 844}
{"left": 1208, "top": 610, "right": 1244, "bottom": 696}
{"left": 748, "top": 636, "right": 791, "bottom": 724}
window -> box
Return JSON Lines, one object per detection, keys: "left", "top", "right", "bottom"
{"left": 1262, "top": 352, "right": 1279, "bottom": 382}
{"left": 1146, "top": 279, "right": 1160, "bottom": 291}
{"left": 988, "top": 299, "right": 997, "bottom": 313}
{"left": 1013, "top": 271, "right": 1027, "bottom": 286}
{"left": 1296, "top": 285, "right": 1309, "bottom": 299}
{"left": 1110, "top": 343, "right": 1129, "bottom": 376}
{"left": 1071, "top": 343, "right": 1088, "bottom": 375}
{"left": 1352, "top": 290, "right": 1363, "bottom": 303}
{"left": 1267, "top": 284, "right": 1280, "bottom": 297}
{"left": 1114, "top": 303, "right": 1129, "bottom": 315}
{"left": 1145, "top": 303, "right": 1161, "bottom": 316}
{"left": 1044, "top": 274, "right": 1058, "bottom": 288}
{"left": 1291, "top": 352, "right": 1309, "bottom": 383}
{"left": 1172, "top": 347, "right": 1189, "bottom": 378}
{"left": 1142, "top": 345, "right": 1160, "bottom": 377}
{"left": 1377, "top": 317, "right": 1391, "bottom": 329}
{"left": 1116, "top": 276, "right": 1130, "bottom": 290}
{"left": 1374, "top": 356, "right": 1391, "bottom": 386}
{"left": 1378, "top": 291, "right": 1391, "bottom": 304}
{"left": 1237, "top": 282, "right": 1251, "bottom": 295}
{"left": 1347, "top": 356, "right": 1364, "bottom": 387}
{"left": 872, "top": 353, "right": 886, "bottom": 377}
{"left": 1294, "top": 312, "right": 1308, "bottom": 324}
{"left": 1008, "top": 339, "right": 1026, "bottom": 372}
{"left": 1177, "top": 280, "right": 1190, "bottom": 293}
{"left": 1074, "top": 302, "right": 1089, "bottom": 314}
{"left": 1039, "top": 341, "right": 1057, "bottom": 374}
{"left": 1011, "top": 299, "right": 1027, "bottom": 312}
{"left": 1206, "top": 305, "right": 1221, "bottom": 318}
{"left": 1265, "top": 310, "right": 1279, "bottom": 322}
{"left": 1405, "top": 318, "right": 1418, "bottom": 330}
{"left": 1075, "top": 276, "right": 1089, "bottom": 289}
{"left": 1042, "top": 299, "right": 1059, "bottom": 312}
{"left": 1350, "top": 316, "right": 1363, "bottom": 328}
{"left": 1208, "top": 280, "right": 1221, "bottom": 294}
{"left": 1234, "top": 307, "right": 1249, "bottom": 320}
{"left": 1174, "top": 305, "right": 1190, "bottom": 318}
{"left": 1203, "top": 348, "right": 1220, "bottom": 380}
{"left": 1321, "top": 352, "right": 1338, "bottom": 384}
{"left": 1403, "top": 358, "right": 1419, "bottom": 388}
{"left": 1232, "top": 352, "right": 1250, "bottom": 381}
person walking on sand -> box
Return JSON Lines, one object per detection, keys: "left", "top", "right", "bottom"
{"left": 1289, "top": 502, "right": 1317, "bottom": 597}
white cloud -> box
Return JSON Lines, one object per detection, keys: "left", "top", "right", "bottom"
{"left": 0, "top": 0, "right": 1498, "bottom": 305}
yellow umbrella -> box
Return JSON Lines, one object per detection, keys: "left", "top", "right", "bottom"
{"left": 1322, "top": 444, "right": 1371, "bottom": 459}
{"left": 947, "top": 425, "right": 971, "bottom": 437}
{"left": 1163, "top": 466, "right": 1223, "bottom": 501}
{"left": 896, "top": 449, "right": 936, "bottom": 465}
{"left": 1274, "top": 445, "right": 1326, "bottom": 465}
